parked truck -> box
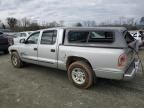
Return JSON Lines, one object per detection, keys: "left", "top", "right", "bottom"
{"left": 9, "top": 27, "right": 139, "bottom": 89}
{"left": 0, "top": 32, "right": 13, "bottom": 54}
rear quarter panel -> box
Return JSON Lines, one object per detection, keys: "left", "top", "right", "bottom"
{"left": 58, "top": 46, "right": 125, "bottom": 79}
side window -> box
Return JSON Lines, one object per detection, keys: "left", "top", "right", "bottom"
{"left": 125, "top": 32, "right": 135, "bottom": 44}
{"left": 20, "top": 33, "right": 27, "bottom": 37}
{"left": 88, "top": 31, "right": 113, "bottom": 43}
{"left": 41, "top": 30, "right": 57, "bottom": 45}
{"left": 68, "top": 31, "right": 113, "bottom": 43}
{"left": 26, "top": 32, "right": 40, "bottom": 44}
{"left": 68, "top": 31, "right": 89, "bottom": 43}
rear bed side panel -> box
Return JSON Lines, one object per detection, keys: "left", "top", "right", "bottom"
{"left": 58, "top": 46, "right": 125, "bottom": 80}
{"left": 57, "top": 29, "right": 129, "bottom": 80}
{"left": 57, "top": 28, "right": 135, "bottom": 80}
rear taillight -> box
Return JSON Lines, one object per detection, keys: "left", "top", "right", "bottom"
{"left": 118, "top": 53, "right": 128, "bottom": 68}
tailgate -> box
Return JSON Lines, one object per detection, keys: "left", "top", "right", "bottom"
{"left": 124, "top": 32, "right": 136, "bottom": 69}
{"left": 126, "top": 46, "right": 135, "bottom": 67}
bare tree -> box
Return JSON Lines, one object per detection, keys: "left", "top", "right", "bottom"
{"left": 28, "top": 22, "right": 40, "bottom": 31}
{"left": 83, "top": 20, "right": 96, "bottom": 27}
{"left": 127, "top": 18, "right": 135, "bottom": 25}
{"left": 7, "top": 17, "right": 17, "bottom": 29}
{"left": 21, "top": 18, "right": 30, "bottom": 27}
{"left": 2, "top": 23, "right": 6, "bottom": 29}
{"left": 75, "top": 22, "right": 82, "bottom": 27}
{"left": 140, "top": 17, "right": 144, "bottom": 25}
{"left": 48, "top": 21, "right": 59, "bottom": 28}
{"left": 59, "top": 20, "right": 64, "bottom": 27}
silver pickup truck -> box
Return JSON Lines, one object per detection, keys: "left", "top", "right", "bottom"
{"left": 9, "top": 27, "right": 139, "bottom": 89}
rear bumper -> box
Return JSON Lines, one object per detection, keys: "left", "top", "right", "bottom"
{"left": 93, "top": 60, "right": 140, "bottom": 80}
{"left": 123, "top": 60, "right": 139, "bottom": 80}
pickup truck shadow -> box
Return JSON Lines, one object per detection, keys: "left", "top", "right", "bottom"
{"left": 25, "top": 63, "right": 68, "bottom": 80}
{"left": 24, "top": 64, "right": 144, "bottom": 93}
{"left": 93, "top": 76, "right": 144, "bottom": 93}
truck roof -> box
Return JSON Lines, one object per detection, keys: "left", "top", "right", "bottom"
{"left": 34, "top": 27, "right": 127, "bottom": 32}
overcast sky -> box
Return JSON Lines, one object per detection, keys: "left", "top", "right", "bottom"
{"left": 0, "top": 0, "right": 144, "bottom": 25}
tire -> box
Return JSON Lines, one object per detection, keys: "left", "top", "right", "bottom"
{"left": 11, "top": 52, "right": 24, "bottom": 68}
{"left": 68, "top": 61, "right": 94, "bottom": 89}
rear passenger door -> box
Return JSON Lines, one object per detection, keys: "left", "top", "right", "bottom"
{"left": 38, "top": 30, "right": 57, "bottom": 68}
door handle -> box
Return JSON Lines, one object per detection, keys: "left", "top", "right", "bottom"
{"left": 51, "top": 49, "right": 55, "bottom": 52}
{"left": 34, "top": 48, "right": 38, "bottom": 51}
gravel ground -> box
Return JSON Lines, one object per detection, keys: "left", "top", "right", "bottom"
{"left": 0, "top": 51, "right": 144, "bottom": 108}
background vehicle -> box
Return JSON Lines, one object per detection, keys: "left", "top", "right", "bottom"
{"left": 5, "top": 32, "right": 19, "bottom": 38}
{"left": 0, "top": 29, "right": 12, "bottom": 33}
{"left": 9, "top": 27, "right": 138, "bottom": 89}
{"left": 0, "top": 32, "right": 13, "bottom": 53}
{"left": 13, "top": 31, "right": 33, "bottom": 44}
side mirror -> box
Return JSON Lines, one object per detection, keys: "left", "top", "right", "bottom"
{"left": 20, "top": 39, "right": 26, "bottom": 43}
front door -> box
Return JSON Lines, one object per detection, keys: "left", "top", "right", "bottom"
{"left": 38, "top": 30, "right": 57, "bottom": 68}
{"left": 21, "top": 32, "right": 40, "bottom": 64}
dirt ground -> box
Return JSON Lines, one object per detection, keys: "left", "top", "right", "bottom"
{"left": 0, "top": 50, "right": 144, "bottom": 108}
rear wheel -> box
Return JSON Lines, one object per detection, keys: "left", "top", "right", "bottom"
{"left": 68, "top": 61, "right": 94, "bottom": 89}
{"left": 11, "top": 52, "right": 24, "bottom": 68}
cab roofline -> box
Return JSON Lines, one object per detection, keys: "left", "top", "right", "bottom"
{"left": 33, "top": 27, "right": 127, "bottom": 32}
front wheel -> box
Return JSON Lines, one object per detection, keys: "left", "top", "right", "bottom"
{"left": 11, "top": 52, "right": 24, "bottom": 68}
{"left": 68, "top": 61, "right": 94, "bottom": 89}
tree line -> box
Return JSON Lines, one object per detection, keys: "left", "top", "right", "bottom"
{"left": 0, "top": 17, "right": 64, "bottom": 32}
{"left": 0, "top": 16, "right": 144, "bottom": 32}
{"left": 75, "top": 17, "right": 144, "bottom": 30}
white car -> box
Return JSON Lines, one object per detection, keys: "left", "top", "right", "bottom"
{"left": 13, "top": 31, "right": 32, "bottom": 44}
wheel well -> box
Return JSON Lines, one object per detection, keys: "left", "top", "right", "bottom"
{"left": 10, "top": 50, "right": 17, "bottom": 53}
{"left": 66, "top": 56, "right": 93, "bottom": 69}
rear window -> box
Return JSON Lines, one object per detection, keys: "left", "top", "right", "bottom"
{"left": 68, "top": 31, "right": 114, "bottom": 43}
{"left": 68, "top": 31, "right": 88, "bottom": 43}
